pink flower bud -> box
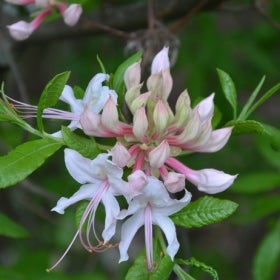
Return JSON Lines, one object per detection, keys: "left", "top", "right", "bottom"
{"left": 186, "top": 168, "right": 238, "bottom": 194}
{"left": 148, "top": 140, "right": 170, "bottom": 168}
{"left": 101, "top": 97, "right": 119, "bottom": 130}
{"left": 153, "top": 100, "right": 170, "bottom": 133}
{"left": 164, "top": 172, "right": 186, "bottom": 193}
{"left": 130, "top": 91, "right": 151, "bottom": 114}
{"left": 7, "top": 21, "right": 33, "bottom": 40}
{"left": 194, "top": 93, "right": 214, "bottom": 124}
{"left": 133, "top": 106, "right": 148, "bottom": 141}
{"left": 111, "top": 142, "right": 131, "bottom": 168}
{"left": 125, "top": 84, "right": 142, "bottom": 111}
{"left": 151, "top": 46, "right": 170, "bottom": 74}
{"left": 62, "top": 4, "right": 82, "bottom": 26}
{"left": 127, "top": 170, "right": 147, "bottom": 197}
{"left": 124, "top": 61, "right": 141, "bottom": 89}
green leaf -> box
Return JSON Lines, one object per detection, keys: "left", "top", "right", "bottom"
{"left": 37, "top": 71, "right": 71, "bottom": 131}
{"left": 238, "top": 76, "right": 266, "bottom": 120}
{"left": 0, "top": 212, "right": 28, "bottom": 238}
{"left": 227, "top": 120, "right": 266, "bottom": 135}
{"left": 246, "top": 82, "right": 280, "bottom": 118}
{"left": 230, "top": 172, "right": 280, "bottom": 194}
{"left": 253, "top": 219, "right": 280, "bottom": 280}
{"left": 171, "top": 196, "right": 238, "bottom": 228}
{"left": 231, "top": 195, "right": 280, "bottom": 224}
{"left": 125, "top": 250, "right": 173, "bottom": 280}
{"left": 61, "top": 126, "right": 101, "bottom": 158}
{"left": 176, "top": 258, "right": 219, "bottom": 280}
{"left": 0, "top": 138, "right": 62, "bottom": 188}
{"left": 149, "top": 255, "right": 174, "bottom": 280}
{"left": 113, "top": 50, "right": 142, "bottom": 95}
{"left": 216, "top": 69, "right": 237, "bottom": 119}
{"left": 125, "top": 251, "right": 149, "bottom": 280}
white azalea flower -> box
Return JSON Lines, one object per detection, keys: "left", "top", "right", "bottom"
{"left": 48, "top": 149, "right": 127, "bottom": 271}
{"left": 118, "top": 176, "right": 191, "bottom": 271}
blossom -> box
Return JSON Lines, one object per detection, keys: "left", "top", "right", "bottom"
{"left": 48, "top": 148, "right": 127, "bottom": 271}
{"left": 6, "top": 0, "right": 82, "bottom": 40}
{"left": 118, "top": 176, "right": 192, "bottom": 271}
{"left": 5, "top": 73, "right": 118, "bottom": 137}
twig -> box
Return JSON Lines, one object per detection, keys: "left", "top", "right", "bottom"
{"left": 170, "top": 0, "right": 210, "bottom": 33}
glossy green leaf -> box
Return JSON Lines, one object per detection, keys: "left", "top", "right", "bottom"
{"left": 253, "top": 219, "right": 280, "bottom": 280}
{"left": 230, "top": 172, "right": 280, "bottom": 194}
{"left": 125, "top": 251, "right": 149, "bottom": 280}
{"left": 37, "top": 71, "right": 71, "bottom": 131}
{"left": 61, "top": 126, "right": 101, "bottom": 158}
{"left": 0, "top": 138, "right": 62, "bottom": 188}
{"left": 246, "top": 82, "right": 280, "bottom": 118}
{"left": 227, "top": 120, "right": 266, "bottom": 135}
{"left": 125, "top": 250, "right": 173, "bottom": 280}
{"left": 176, "top": 258, "right": 219, "bottom": 280}
{"left": 238, "top": 76, "right": 266, "bottom": 120}
{"left": 171, "top": 196, "right": 238, "bottom": 228}
{"left": 0, "top": 212, "right": 28, "bottom": 238}
{"left": 217, "top": 69, "right": 237, "bottom": 119}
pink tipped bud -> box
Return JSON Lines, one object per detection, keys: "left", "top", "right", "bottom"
{"left": 164, "top": 172, "right": 186, "bottom": 193}
{"left": 125, "top": 84, "right": 142, "bottom": 111}
{"left": 153, "top": 100, "right": 170, "bottom": 133}
{"left": 148, "top": 140, "right": 170, "bottom": 168}
{"left": 111, "top": 142, "right": 131, "bottom": 168}
{"left": 194, "top": 93, "right": 215, "bottom": 124}
{"left": 62, "top": 4, "right": 82, "bottom": 26}
{"left": 101, "top": 97, "right": 119, "bottom": 130}
{"left": 7, "top": 21, "right": 34, "bottom": 40}
{"left": 130, "top": 91, "right": 151, "bottom": 114}
{"left": 127, "top": 170, "right": 147, "bottom": 198}
{"left": 133, "top": 106, "right": 148, "bottom": 141}
{"left": 151, "top": 46, "right": 170, "bottom": 74}
{"left": 186, "top": 168, "right": 238, "bottom": 194}
{"left": 124, "top": 61, "right": 141, "bottom": 89}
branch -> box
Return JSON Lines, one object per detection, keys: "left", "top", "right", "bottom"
{"left": 13, "top": 0, "right": 226, "bottom": 44}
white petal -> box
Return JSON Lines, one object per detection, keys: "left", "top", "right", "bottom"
{"left": 101, "top": 191, "right": 120, "bottom": 242}
{"left": 64, "top": 149, "right": 97, "bottom": 184}
{"left": 118, "top": 210, "right": 144, "bottom": 262}
{"left": 60, "top": 85, "right": 83, "bottom": 114}
{"left": 156, "top": 190, "right": 191, "bottom": 216}
{"left": 194, "top": 93, "right": 214, "bottom": 124}
{"left": 51, "top": 183, "right": 97, "bottom": 214}
{"left": 192, "top": 127, "right": 233, "bottom": 152}
{"left": 153, "top": 214, "right": 179, "bottom": 260}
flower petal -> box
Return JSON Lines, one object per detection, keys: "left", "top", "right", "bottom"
{"left": 186, "top": 168, "right": 238, "bottom": 194}
{"left": 101, "top": 191, "right": 120, "bottom": 242}
{"left": 118, "top": 210, "right": 144, "bottom": 262}
{"left": 152, "top": 213, "right": 179, "bottom": 260}
{"left": 51, "top": 183, "right": 98, "bottom": 214}
{"left": 64, "top": 149, "right": 98, "bottom": 184}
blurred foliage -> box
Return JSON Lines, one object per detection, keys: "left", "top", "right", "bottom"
{"left": 0, "top": 0, "right": 280, "bottom": 279}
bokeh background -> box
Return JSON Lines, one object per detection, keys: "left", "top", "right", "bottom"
{"left": 0, "top": 0, "right": 279, "bottom": 279}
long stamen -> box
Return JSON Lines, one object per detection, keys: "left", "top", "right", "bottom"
{"left": 6, "top": 95, "right": 80, "bottom": 120}
{"left": 46, "top": 230, "right": 80, "bottom": 272}
{"left": 78, "top": 181, "right": 109, "bottom": 251}
{"left": 144, "top": 203, "right": 153, "bottom": 272}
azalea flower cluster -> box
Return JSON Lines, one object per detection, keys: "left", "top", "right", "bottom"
{"left": 5, "top": 0, "right": 82, "bottom": 40}
{"left": 8, "top": 47, "right": 237, "bottom": 271}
